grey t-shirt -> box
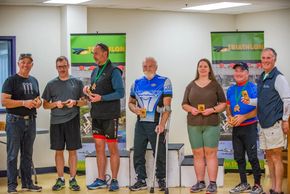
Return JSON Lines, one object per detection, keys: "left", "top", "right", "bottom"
{"left": 42, "top": 76, "right": 84, "bottom": 124}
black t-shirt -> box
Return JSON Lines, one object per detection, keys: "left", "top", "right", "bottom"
{"left": 2, "top": 74, "right": 40, "bottom": 116}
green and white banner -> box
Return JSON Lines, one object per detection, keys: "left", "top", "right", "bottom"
{"left": 70, "top": 33, "right": 126, "bottom": 171}
{"left": 211, "top": 31, "right": 264, "bottom": 170}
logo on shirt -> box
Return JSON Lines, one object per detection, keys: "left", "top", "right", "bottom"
{"left": 23, "top": 83, "right": 33, "bottom": 95}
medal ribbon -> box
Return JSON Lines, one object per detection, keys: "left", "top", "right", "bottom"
{"left": 94, "top": 59, "right": 109, "bottom": 83}
{"left": 234, "top": 82, "right": 248, "bottom": 105}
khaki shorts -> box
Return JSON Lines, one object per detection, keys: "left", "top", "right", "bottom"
{"left": 259, "top": 121, "right": 286, "bottom": 150}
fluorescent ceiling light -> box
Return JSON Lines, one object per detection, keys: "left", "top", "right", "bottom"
{"left": 182, "top": 2, "right": 251, "bottom": 11}
{"left": 44, "top": 0, "right": 91, "bottom": 4}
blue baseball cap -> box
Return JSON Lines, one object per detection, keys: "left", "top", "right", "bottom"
{"left": 233, "top": 62, "right": 249, "bottom": 71}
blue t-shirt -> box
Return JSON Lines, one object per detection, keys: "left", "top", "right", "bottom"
{"left": 226, "top": 81, "right": 257, "bottom": 125}
{"left": 130, "top": 74, "right": 173, "bottom": 122}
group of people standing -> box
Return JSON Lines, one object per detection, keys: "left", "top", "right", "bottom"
{"left": 1, "top": 44, "right": 289, "bottom": 194}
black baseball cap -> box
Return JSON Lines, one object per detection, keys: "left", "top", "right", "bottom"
{"left": 233, "top": 62, "right": 248, "bottom": 71}
{"left": 18, "top": 53, "right": 33, "bottom": 62}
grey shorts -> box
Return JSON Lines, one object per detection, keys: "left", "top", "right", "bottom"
{"left": 259, "top": 121, "right": 286, "bottom": 150}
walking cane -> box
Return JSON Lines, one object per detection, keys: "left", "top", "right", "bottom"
{"left": 164, "top": 113, "right": 171, "bottom": 194}
{"left": 150, "top": 106, "right": 163, "bottom": 193}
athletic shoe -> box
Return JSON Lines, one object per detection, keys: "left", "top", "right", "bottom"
{"left": 69, "top": 178, "right": 80, "bottom": 191}
{"left": 190, "top": 181, "right": 206, "bottom": 193}
{"left": 129, "top": 179, "right": 147, "bottom": 191}
{"left": 109, "top": 179, "right": 119, "bottom": 191}
{"left": 158, "top": 178, "right": 166, "bottom": 191}
{"left": 52, "top": 178, "right": 65, "bottom": 191}
{"left": 250, "top": 184, "right": 263, "bottom": 194}
{"left": 206, "top": 182, "right": 217, "bottom": 193}
{"left": 87, "top": 178, "right": 107, "bottom": 190}
{"left": 229, "top": 182, "right": 251, "bottom": 193}
{"left": 26, "top": 184, "right": 42, "bottom": 192}
{"left": 7, "top": 188, "right": 18, "bottom": 194}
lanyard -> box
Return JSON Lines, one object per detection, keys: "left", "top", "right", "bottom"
{"left": 234, "top": 82, "right": 248, "bottom": 105}
{"left": 94, "top": 60, "right": 109, "bottom": 83}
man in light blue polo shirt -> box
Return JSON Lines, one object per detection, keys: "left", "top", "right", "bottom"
{"left": 257, "top": 48, "right": 290, "bottom": 194}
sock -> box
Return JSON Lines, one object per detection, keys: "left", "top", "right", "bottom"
{"left": 210, "top": 181, "right": 216, "bottom": 184}
{"left": 59, "top": 177, "right": 64, "bottom": 181}
{"left": 70, "top": 177, "right": 75, "bottom": 181}
{"left": 200, "top": 180, "right": 205, "bottom": 184}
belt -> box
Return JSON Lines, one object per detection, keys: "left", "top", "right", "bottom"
{"left": 8, "top": 114, "right": 35, "bottom": 120}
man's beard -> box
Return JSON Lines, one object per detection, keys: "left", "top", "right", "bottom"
{"left": 144, "top": 72, "right": 155, "bottom": 80}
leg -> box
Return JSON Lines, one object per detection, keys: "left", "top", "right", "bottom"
{"left": 68, "top": 150, "right": 77, "bottom": 178}
{"left": 204, "top": 147, "right": 218, "bottom": 181}
{"left": 133, "top": 121, "right": 148, "bottom": 180}
{"left": 6, "top": 115, "right": 22, "bottom": 191}
{"left": 243, "top": 123, "right": 261, "bottom": 185}
{"left": 95, "top": 138, "right": 106, "bottom": 180}
{"left": 203, "top": 125, "right": 220, "bottom": 182}
{"left": 65, "top": 115, "right": 82, "bottom": 178}
{"left": 107, "top": 142, "right": 119, "bottom": 179}
{"left": 192, "top": 148, "right": 206, "bottom": 181}
{"left": 266, "top": 150, "right": 276, "bottom": 191}
{"left": 187, "top": 125, "right": 206, "bottom": 181}
{"left": 20, "top": 119, "right": 36, "bottom": 187}
{"left": 269, "top": 148, "right": 284, "bottom": 193}
{"left": 232, "top": 126, "right": 247, "bottom": 183}
{"left": 55, "top": 150, "right": 65, "bottom": 177}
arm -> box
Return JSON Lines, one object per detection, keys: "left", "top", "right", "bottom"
{"left": 101, "top": 69, "right": 125, "bottom": 101}
{"left": 156, "top": 96, "right": 172, "bottom": 134}
{"left": 1, "top": 93, "right": 37, "bottom": 109}
{"left": 232, "top": 108, "right": 257, "bottom": 127}
{"left": 128, "top": 96, "right": 142, "bottom": 116}
{"left": 275, "top": 75, "right": 290, "bottom": 133}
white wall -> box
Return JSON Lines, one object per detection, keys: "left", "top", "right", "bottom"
{"left": 0, "top": 5, "right": 289, "bottom": 169}
{"left": 236, "top": 8, "right": 290, "bottom": 82}
{"left": 0, "top": 5, "right": 61, "bottom": 170}
{"left": 87, "top": 8, "right": 236, "bottom": 153}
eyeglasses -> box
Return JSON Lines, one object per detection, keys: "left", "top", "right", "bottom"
{"left": 56, "top": 65, "right": 68, "bottom": 69}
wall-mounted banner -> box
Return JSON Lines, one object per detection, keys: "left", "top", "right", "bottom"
{"left": 211, "top": 31, "right": 264, "bottom": 170}
{"left": 70, "top": 33, "right": 126, "bottom": 171}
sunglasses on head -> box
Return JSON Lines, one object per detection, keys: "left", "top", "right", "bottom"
{"left": 20, "top": 53, "right": 32, "bottom": 57}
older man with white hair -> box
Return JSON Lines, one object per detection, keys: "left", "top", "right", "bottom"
{"left": 128, "top": 57, "right": 173, "bottom": 191}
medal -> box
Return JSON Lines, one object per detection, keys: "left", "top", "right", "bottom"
{"left": 91, "top": 83, "right": 96, "bottom": 90}
{"left": 234, "top": 104, "right": 240, "bottom": 112}
{"left": 197, "top": 104, "right": 205, "bottom": 111}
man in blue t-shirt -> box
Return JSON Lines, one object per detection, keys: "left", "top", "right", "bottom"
{"left": 226, "top": 62, "right": 263, "bottom": 194}
{"left": 128, "top": 57, "right": 172, "bottom": 191}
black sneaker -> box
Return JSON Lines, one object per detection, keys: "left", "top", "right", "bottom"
{"left": 7, "top": 188, "right": 18, "bottom": 194}
{"left": 69, "top": 177, "right": 80, "bottom": 191}
{"left": 158, "top": 178, "right": 166, "bottom": 191}
{"left": 26, "top": 184, "right": 42, "bottom": 192}
{"left": 52, "top": 178, "right": 65, "bottom": 191}
{"left": 129, "top": 179, "right": 147, "bottom": 191}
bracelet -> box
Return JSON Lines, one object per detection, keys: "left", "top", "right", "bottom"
{"left": 212, "top": 106, "right": 216, "bottom": 113}
{"left": 75, "top": 100, "right": 78, "bottom": 106}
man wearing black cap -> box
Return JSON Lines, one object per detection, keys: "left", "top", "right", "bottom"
{"left": 226, "top": 62, "right": 263, "bottom": 194}
{"left": 1, "top": 53, "right": 42, "bottom": 193}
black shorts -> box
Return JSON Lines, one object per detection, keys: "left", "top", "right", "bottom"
{"left": 92, "top": 118, "right": 118, "bottom": 142}
{"left": 50, "top": 114, "right": 82, "bottom": 150}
